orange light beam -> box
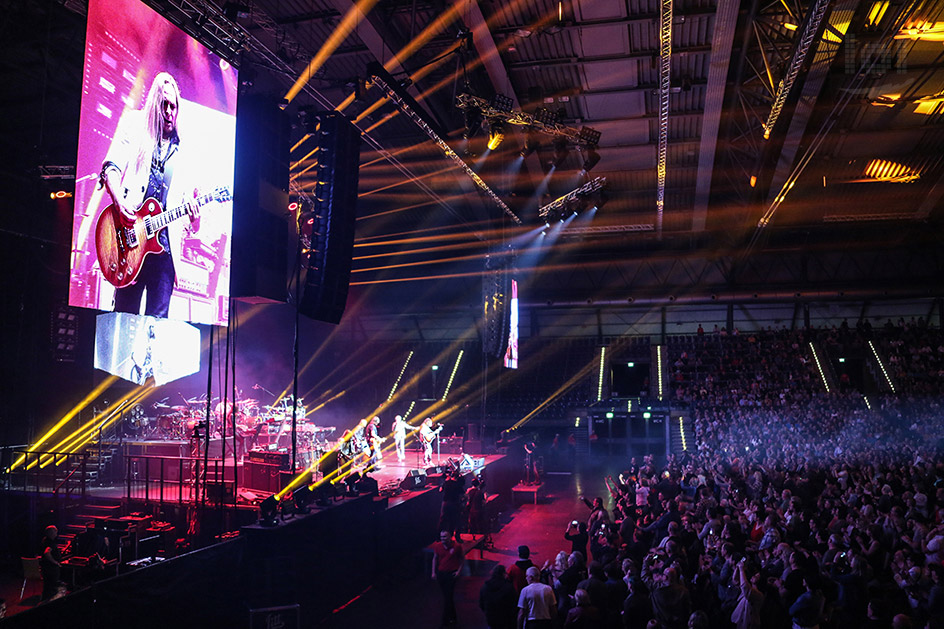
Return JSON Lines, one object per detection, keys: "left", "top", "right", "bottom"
{"left": 285, "top": 0, "right": 381, "bottom": 104}
{"left": 11, "top": 375, "right": 119, "bottom": 470}
{"left": 358, "top": 165, "right": 456, "bottom": 197}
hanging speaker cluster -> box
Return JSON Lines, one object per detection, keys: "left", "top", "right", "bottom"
{"left": 298, "top": 112, "right": 361, "bottom": 324}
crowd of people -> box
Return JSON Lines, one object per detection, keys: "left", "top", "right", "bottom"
{"left": 471, "top": 323, "right": 943, "bottom": 629}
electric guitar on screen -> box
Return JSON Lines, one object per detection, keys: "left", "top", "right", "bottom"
{"left": 94, "top": 187, "right": 231, "bottom": 288}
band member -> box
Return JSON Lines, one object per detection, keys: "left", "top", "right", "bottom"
{"left": 353, "top": 418, "right": 371, "bottom": 464}
{"left": 419, "top": 417, "right": 441, "bottom": 467}
{"left": 368, "top": 416, "right": 384, "bottom": 467}
{"left": 392, "top": 414, "right": 409, "bottom": 462}
{"left": 524, "top": 437, "right": 540, "bottom": 485}
{"left": 99, "top": 71, "right": 199, "bottom": 317}
{"left": 338, "top": 429, "right": 356, "bottom": 462}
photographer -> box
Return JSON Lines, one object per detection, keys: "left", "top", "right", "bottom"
{"left": 566, "top": 519, "right": 590, "bottom": 559}
{"left": 641, "top": 553, "right": 691, "bottom": 629}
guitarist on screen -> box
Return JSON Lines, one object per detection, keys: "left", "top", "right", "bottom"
{"left": 98, "top": 72, "right": 198, "bottom": 317}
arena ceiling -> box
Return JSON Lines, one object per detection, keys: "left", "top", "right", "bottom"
{"left": 2, "top": 0, "right": 943, "bottom": 316}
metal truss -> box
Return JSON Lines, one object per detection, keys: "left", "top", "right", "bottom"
{"left": 140, "top": 0, "right": 248, "bottom": 64}
{"left": 718, "top": 0, "right": 813, "bottom": 206}
{"left": 562, "top": 224, "right": 654, "bottom": 236}
{"left": 455, "top": 93, "right": 600, "bottom": 148}
{"left": 538, "top": 177, "right": 607, "bottom": 220}
{"left": 38, "top": 165, "right": 75, "bottom": 180}
{"left": 656, "top": 0, "right": 673, "bottom": 237}
{"left": 762, "top": 0, "right": 831, "bottom": 139}
{"left": 369, "top": 71, "right": 522, "bottom": 225}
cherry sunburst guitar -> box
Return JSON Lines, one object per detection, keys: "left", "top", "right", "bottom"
{"left": 94, "top": 187, "right": 231, "bottom": 288}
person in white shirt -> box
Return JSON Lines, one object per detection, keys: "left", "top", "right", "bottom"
{"left": 517, "top": 566, "right": 556, "bottom": 629}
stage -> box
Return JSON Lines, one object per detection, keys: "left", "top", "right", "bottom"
{"left": 2, "top": 450, "right": 518, "bottom": 627}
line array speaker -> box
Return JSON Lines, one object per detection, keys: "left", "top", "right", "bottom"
{"left": 298, "top": 112, "right": 361, "bottom": 324}
{"left": 231, "top": 94, "right": 291, "bottom": 304}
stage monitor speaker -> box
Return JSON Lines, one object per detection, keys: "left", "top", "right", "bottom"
{"left": 232, "top": 94, "right": 291, "bottom": 303}
{"left": 399, "top": 469, "right": 427, "bottom": 491}
{"left": 298, "top": 112, "right": 361, "bottom": 324}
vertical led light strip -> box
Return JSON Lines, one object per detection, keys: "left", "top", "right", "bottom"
{"left": 657, "top": 345, "right": 664, "bottom": 401}
{"left": 596, "top": 347, "right": 606, "bottom": 401}
{"left": 655, "top": 0, "right": 673, "bottom": 235}
{"left": 862, "top": 394, "right": 871, "bottom": 410}
{"left": 809, "top": 342, "right": 831, "bottom": 393}
{"left": 868, "top": 340, "right": 896, "bottom": 392}
{"left": 442, "top": 350, "right": 464, "bottom": 401}
{"left": 679, "top": 417, "right": 688, "bottom": 451}
{"left": 402, "top": 400, "right": 416, "bottom": 420}
{"left": 627, "top": 399, "right": 632, "bottom": 413}
{"left": 387, "top": 350, "right": 414, "bottom": 401}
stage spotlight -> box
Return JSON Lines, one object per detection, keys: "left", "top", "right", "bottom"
{"left": 578, "top": 126, "right": 602, "bottom": 146}
{"left": 293, "top": 485, "right": 314, "bottom": 513}
{"left": 550, "top": 139, "right": 569, "bottom": 169}
{"left": 463, "top": 108, "right": 482, "bottom": 140}
{"left": 259, "top": 495, "right": 279, "bottom": 526}
{"left": 581, "top": 148, "right": 601, "bottom": 173}
{"left": 223, "top": 2, "right": 251, "bottom": 20}
{"left": 487, "top": 121, "right": 506, "bottom": 151}
{"left": 534, "top": 107, "right": 558, "bottom": 126}
{"left": 491, "top": 93, "right": 514, "bottom": 112}
{"left": 520, "top": 130, "right": 540, "bottom": 157}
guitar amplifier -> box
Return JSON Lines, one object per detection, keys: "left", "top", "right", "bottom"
{"left": 246, "top": 449, "right": 289, "bottom": 469}
{"left": 244, "top": 461, "right": 281, "bottom": 493}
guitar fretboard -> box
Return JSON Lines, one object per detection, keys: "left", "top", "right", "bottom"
{"left": 144, "top": 189, "right": 228, "bottom": 235}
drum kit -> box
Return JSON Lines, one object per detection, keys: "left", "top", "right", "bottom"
{"left": 127, "top": 391, "right": 335, "bottom": 466}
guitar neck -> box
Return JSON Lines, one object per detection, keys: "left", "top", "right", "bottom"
{"left": 148, "top": 190, "right": 221, "bottom": 232}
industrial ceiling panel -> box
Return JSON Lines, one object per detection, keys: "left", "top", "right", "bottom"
{"left": 576, "top": 24, "right": 630, "bottom": 57}
{"left": 575, "top": 0, "right": 628, "bottom": 21}
{"left": 581, "top": 59, "right": 640, "bottom": 91}
{"left": 587, "top": 119, "right": 648, "bottom": 148}
{"left": 583, "top": 91, "right": 647, "bottom": 118}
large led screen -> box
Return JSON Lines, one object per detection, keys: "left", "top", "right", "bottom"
{"left": 503, "top": 279, "right": 519, "bottom": 369}
{"left": 69, "top": 0, "right": 237, "bottom": 326}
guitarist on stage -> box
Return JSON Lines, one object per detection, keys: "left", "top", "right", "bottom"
{"left": 99, "top": 72, "right": 198, "bottom": 317}
{"left": 419, "top": 417, "right": 442, "bottom": 467}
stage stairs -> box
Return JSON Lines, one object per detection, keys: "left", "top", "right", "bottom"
{"left": 58, "top": 441, "right": 121, "bottom": 488}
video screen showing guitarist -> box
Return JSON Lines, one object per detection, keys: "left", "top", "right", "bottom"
{"left": 99, "top": 72, "right": 194, "bottom": 318}
{"left": 70, "top": 0, "right": 235, "bottom": 326}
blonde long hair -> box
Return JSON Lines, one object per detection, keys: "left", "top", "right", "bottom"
{"left": 133, "top": 72, "right": 180, "bottom": 174}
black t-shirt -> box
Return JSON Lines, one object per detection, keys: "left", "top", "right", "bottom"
{"left": 442, "top": 476, "right": 465, "bottom": 503}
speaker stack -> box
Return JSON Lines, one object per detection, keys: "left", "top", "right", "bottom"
{"left": 298, "top": 112, "right": 361, "bottom": 324}
{"left": 231, "top": 94, "right": 292, "bottom": 304}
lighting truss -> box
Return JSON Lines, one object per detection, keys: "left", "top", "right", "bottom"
{"left": 562, "top": 223, "right": 654, "bottom": 235}
{"left": 762, "top": 0, "right": 831, "bottom": 139}
{"left": 369, "top": 72, "right": 522, "bottom": 225}
{"left": 656, "top": 0, "right": 673, "bottom": 236}
{"left": 456, "top": 93, "right": 600, "bottom": 149}
{"left": 140, "top": 0, "right": 248, "bottom": 64}
{"left": 39, "top": 165, "right": 75, "bottom": 180}
{"left": 538, "top": 177, "right": 607, "bottom": 220}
